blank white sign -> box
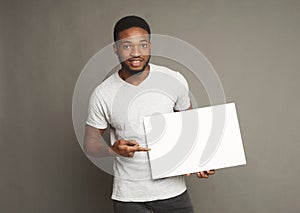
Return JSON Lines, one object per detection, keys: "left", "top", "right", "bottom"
{"left": 143, "top": 103, "right": 246, "bottom": 179}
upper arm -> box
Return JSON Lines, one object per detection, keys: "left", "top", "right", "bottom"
{"left": 86, "top": 89, "right": 109, "bottom": 129}
{"left": 99, "top": 128, "right": 106, "bottom": 135}
{"left": 173, "top": 72, "right": 191, "bottom": 111}
{"left": 83, "top": 125, "right": 110, "bottom": 157}
{"left": 84, "top": 124, "right": 106, "bottom": 141}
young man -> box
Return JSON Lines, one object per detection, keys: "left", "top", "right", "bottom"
{"left": 84, "top": 15, "right": 215, "bottom": 213}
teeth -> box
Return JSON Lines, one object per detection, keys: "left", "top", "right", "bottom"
{"left": 129, "top": 59, "right": 142, "bottom": 67}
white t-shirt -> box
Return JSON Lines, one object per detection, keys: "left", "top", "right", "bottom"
{"left": 86, "top": 63, "right": 191, "bottom": 202}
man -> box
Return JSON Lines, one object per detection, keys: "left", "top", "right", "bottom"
{"left": 84, "top": 15, "right": 215, "bottom": 213}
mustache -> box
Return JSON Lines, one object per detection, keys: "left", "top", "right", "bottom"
{"left": 127, "top": 57, "right": 144, "bottom": 61}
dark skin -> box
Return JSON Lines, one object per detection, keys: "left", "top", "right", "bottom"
{"left": 111, "top": 27, "right": 152, "bottom": 156}
{"left": 84, "top": 26, "right": 215, "bottom": 178}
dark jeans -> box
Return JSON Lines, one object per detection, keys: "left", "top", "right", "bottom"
{"left": 113, "top": 190, "right": 194, "bottom": 213}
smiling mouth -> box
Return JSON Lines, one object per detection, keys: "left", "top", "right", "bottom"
{"left": 128, "top": 58, "right": 144, "bottom": 67}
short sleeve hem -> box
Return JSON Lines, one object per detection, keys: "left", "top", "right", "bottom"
{"left": 173, "top": 101, "right": 191, "bottom": 111}
{"left": 85, "top": 121, "right": 108, "bottom": 130}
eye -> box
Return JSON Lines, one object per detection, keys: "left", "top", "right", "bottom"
{"left": 140, "top": 43, "right": 148, "bottom": 48}
{"left": 122, "top": 45, "right": 131, "bottom": 50}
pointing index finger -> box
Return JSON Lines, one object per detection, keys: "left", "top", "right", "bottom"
{"left": 126, "top": 146, "right": 151, "bottom": 152}
{"left": 136, "top": 147, "right": 151, "bottom": 152}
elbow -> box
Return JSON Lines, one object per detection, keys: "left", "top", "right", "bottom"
{"left": 83, "top": 141, "right": 93, "bottom": 156}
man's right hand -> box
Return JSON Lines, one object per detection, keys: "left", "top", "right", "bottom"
{"left": 111, "top": 140, "right": 150, "bottom": 157}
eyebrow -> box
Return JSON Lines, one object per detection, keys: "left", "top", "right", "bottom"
{"left": 139, "top": 39, "right": 149, "bottom": 43}
{"left": 121, "top": 39, "right": 149, "bottom": 44}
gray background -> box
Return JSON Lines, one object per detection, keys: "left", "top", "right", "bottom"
{"left": 1, "top": 0, "right": 299, "bottom": 212}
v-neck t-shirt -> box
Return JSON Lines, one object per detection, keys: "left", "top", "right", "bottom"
{"left": 86, "top": 63, "right": 191, "bottom": 202}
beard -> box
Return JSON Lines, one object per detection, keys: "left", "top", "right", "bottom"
{"left": 120, "top": 56, "right": 151, "bottom": 75}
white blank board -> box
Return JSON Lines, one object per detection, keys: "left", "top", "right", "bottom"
{"left": 143, "top": 103, "right": 246, "bottom": 179}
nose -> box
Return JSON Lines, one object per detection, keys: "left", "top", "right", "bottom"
{"left": 130, "top": 45, "right": 141, "bottom": 57}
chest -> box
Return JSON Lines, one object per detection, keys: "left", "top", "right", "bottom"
{"left": 109, "top": 89, "right": 176, "bottom": 130}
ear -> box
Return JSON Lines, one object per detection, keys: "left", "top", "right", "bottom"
{"left": 113, "top": 43, "right": 118, "bottom": 55}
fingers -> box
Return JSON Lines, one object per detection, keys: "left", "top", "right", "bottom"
{"left": 126, "top": 145, "right": 139, "bottom": 152}
{"left": 125, "top": 142, "right": 150, "bottom": 152}
{"left": 121, "top": 140, "right": 138, "bottom": 146}
{"left": 197, "top": 171, "right": 208, "bottom": 178}
{"left": 187, "top": 170, "right": 215, "bottom": 179}
{"left": 112, "top": 140, "right": 150, "bottom": 157}
{"left": 136, "top": 147, "right": 151, "bottom": 152}
{"left": 206, "top": 170, "right": 215, "bottom": 175}
{"left": 125, "top": 146, "right": 150, "bottom": 154}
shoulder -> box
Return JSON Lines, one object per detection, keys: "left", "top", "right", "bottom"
{"left": 150, "top": 63, "right": 177, "bottom": 75}
{"left": 150, "top": 63, "right": 188, "bottom": 84}
{"left": 93, "top": 72, "right": 121, "bottom": 93}
{"left": 90, "top": 72, "right": 122, "bottom": 102}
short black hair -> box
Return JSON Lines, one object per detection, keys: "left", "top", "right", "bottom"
{"left": 113, "top": 15, "right": 151, "bottom": 42}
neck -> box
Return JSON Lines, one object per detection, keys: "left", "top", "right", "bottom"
{"left": 119, "top": 64, "right": 150, "bottom": 85}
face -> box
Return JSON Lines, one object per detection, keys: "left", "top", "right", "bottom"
{"left": 114, "top": 27, "right": 151, "bottom": 74}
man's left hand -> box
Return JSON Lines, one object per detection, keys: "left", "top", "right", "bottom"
{"left": 186, "top": 170, "right": 215, "bottom": 179}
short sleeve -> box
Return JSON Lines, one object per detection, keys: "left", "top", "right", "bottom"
{"left": 86, "top": 89, "right": 108, "bottom": 129}
{"left": 173, "top": 72, "right": 191, "bottom": 111}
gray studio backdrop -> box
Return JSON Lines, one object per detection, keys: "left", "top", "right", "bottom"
{"left": 1, "top": 0, "right": 299, "bottom": 212}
